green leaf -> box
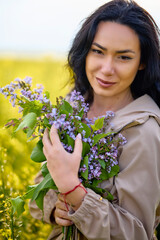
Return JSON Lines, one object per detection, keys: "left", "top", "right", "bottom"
{"left": 43, "top": 117, "right": 50, "bottom": 126}
{"left": 35, "top": 190, "right": 48, "bottom": 210}
{"left": 84, "top": 183, "right": 106, "bottom": 195}
{"left": 78, "top": 123, "right": 91, "bottom": 138}
{"left": 106, "top": 192, "right": 114, "bottom": 201}
{"left": 109, "top": 165, "right": 119, "bottom": 178}
{"left": 32, "top": 173, "right": 57, "bottom": 201}
{"left": 16, "top": 112, "right": 37, "bottom": 137}
{"left": 98, "top": 159, "right": 106, "bottom": 169}
{"left": 41, "top": 162, "right": 49, "bottom": 177}
{"left": 100, "top": 165, "right": 119, "bottom": 180}
{"left": 32, "top": 100, "right": 44, "bottom": 114}
{"left": 31, "top": 140, "right": 46, "bottom": 162}
{"left": 93, "top": 132, "right": 113, "bottom": 146}
{"left": 78, "top": 109, "right": 84, "bottom": 119}
{"left": 91, "top": 117, "right": 105, "bottom": 132}
{"left": 26, "top": 128, "right": 34, "bottom": 138}
{"left": 80, "top": 156, "right": 88, "bottom": 180}
{"left": 82, "top": 142, "right": 90, "bottom": 157}
{"left": 66, "top": 134, "right": 74, "bottom": 149}
{"left": 24, "top": 185, "right": 38, "bottom": 199}
{"left": 11, "top": 196, "right": 25, "bottom": 217}
{"left": 19, "top": 100, "right": 43, "bottom": 117}
{"left": 100, "top": 169, "right": 109, "bottom": 180}
{"left": 60, "top": 100, "right": 73, "bottom": 114}
{"left": 92, "top": 179, "right": 102, "bottom": 188}
{"left": 17, "top": 112, "right": 35, "bottom": 129}
{"left": 59, "top": 110, "right": 69, "bottom": 117}
{"left": 45, "top": 91, "right": 50, "bottom": 99}
{"left": 84, "top": 183, "right": 113, "bottom": 200}
{"left": 19, "top": 96, "right": 43, "bottom": 117}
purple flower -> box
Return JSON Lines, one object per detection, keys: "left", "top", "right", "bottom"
{"left": 21, "top": 89, "right": 32, "bottom": 99}
{"left": 70, "top": 90, "right": 89, "bottom": 113}
{"left": 4, "top": 92, "right": 9, "bottom": 98}
{"left": 5, "top": 120, "right": 16, "bottom": 127}
{"left": 14, "top": 78, "right": 21, "bottom": 83}
{"left": 0, "top": 79, "right": 127, "bottom": 189}
{"left": 18, "top": 106, "right": 23, "bottom": 113}
{"left": 23, "top": 76, "right": 32, "bottom": 85}
{"left": 34, "top": 85, "right": 44, "bottom": 95}
{"left": 0, "top": 87, "right": 3, "bottom": 94}
{"left": 43, "top": 97, "right": 50, "bottom": 103}
{"left": 37, "top": 94, "right": 44, "bottom": 102}
{"left": 51, "top": 108, "right": 57, "bottom": 116}
{"left": 79, "top": 164, "right": 87, "bottom": 173}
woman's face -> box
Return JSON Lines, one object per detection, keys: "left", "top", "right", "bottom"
{"left": 85, "top": 21, "right": 144, "bottom": 101}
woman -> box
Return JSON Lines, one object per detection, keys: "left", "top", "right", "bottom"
{"left": 29, "top": 0, "right": 160, "bottom": 239}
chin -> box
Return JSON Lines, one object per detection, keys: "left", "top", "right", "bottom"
{"left": 93, "top": 88, "right": 113, "bottom": 98}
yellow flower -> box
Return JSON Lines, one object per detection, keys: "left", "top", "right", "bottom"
{"left": 0, "top": 194, "right": 4, "bottom": 199}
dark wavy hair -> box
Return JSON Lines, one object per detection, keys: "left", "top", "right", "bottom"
{"left": 67, "top": 0, "right": 160, "bottom": 107}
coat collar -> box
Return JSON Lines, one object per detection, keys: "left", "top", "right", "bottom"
{"left": 110, "top": 95, "right": 160, "bottom": 132}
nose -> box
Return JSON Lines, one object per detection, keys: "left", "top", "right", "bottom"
{"left": 101, "top": 56, "right": 115, "bottom": 75}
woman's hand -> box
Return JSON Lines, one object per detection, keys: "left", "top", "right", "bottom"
{"left": 42, "top": 125, "right": 82, "bottom": 193}
{"left": 53, "top": 194, "right": 73, "bottom": 226}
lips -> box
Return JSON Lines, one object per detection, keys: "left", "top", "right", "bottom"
{"left": 96, "top": 77, "right": 116, "bottom": 88}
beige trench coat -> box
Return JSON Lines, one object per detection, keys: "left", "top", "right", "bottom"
{"left": 29, "top": 94, "right": 160, "bottom": 240}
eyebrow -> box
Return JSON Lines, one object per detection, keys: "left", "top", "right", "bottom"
{"left": 92, "top": 42, "right": 136, "bottom": 54}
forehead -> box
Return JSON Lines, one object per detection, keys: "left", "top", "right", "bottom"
{"left": 93, "top": 21, "right": 140, "bottom": 51}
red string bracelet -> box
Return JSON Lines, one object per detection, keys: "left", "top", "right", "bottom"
{"left": 61, "top": 182, "right": 88, "bottom": 211}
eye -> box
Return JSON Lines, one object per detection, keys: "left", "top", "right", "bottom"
{"left": 91, "top": 48, "right": 103, "bottom": 55}
{"left": 119, "top": 56, "right": 132, "bottom": 60}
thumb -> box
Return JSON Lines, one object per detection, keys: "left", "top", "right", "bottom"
{"left": 73, "top": 133, "right": 83, "bottom": 159}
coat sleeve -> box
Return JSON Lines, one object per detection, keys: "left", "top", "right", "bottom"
{"left": 68, "top": 117, "right": 160, "bottom": 240}
{"left": 29, "top": 171, "right": 58, "bottom": 224}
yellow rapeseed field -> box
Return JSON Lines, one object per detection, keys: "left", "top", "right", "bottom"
{"left": 0, "top": 57, "right": 70, "bottom": 240}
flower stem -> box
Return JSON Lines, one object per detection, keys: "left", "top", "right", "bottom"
{"left": 10, "top": 207, "right": 15, "bottom": 240}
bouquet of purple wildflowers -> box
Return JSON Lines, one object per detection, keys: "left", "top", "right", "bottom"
{"left": 0, "top": 77, "right": 127, "bottom": 239}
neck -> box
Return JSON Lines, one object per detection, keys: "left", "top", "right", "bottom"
{"left": 87, "top": 91, "right": 133, "bottom": 120}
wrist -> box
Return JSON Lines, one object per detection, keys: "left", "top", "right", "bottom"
{"left": 61, "top": 183, "right": 88, "bottom": 211}
{"left": 57, "top": 177, "right": 80, "bottom": 193}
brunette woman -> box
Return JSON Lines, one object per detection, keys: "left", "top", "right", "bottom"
{"left": 30, "top": 1, "right": 160, "bottom": 239}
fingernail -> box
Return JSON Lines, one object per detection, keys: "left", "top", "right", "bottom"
{"left": 52, "top": 123, "right": 58, "bottom": 130}
{"left": 77, "top": 133, "right": 82, "bottom": 139}
{"left": 44, "top": 128, "right": 48, "bottom": 134}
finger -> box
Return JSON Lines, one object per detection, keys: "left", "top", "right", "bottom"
{"left": 50, "top": 124, "right": 62, "bottom": 146}
{"left": 58, "top": 194, "right": 65, "bottom": 202}
{"left": 55, "top": 216, "right": 73, "bottom": 226}
{"left": 43, "top": 146, "right": 47, "bottom": 158}
{"left": 56, "top": 198, "right": 68, "bottom": 211}
{"left": 42, "top": 128, "right": 52, "bottom": 151}
{"left": 73, "top": 133, "right": 82, "bottom": 159}
{"left": 55, "top": 208, "right": 71, "bottom": 221}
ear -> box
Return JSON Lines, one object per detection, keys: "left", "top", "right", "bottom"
{"left": 138, "top": 63, "right": 145, "bottom": 70}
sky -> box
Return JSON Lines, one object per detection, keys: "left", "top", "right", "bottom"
{"left": 1, "top": 0, "right": 160, "bottom": 57}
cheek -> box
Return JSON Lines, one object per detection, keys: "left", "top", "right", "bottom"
{"left": 129, "top": 66, "right": 140, "bottom": 81}
{"left": 118, "top": 64, "right": 140, "bottom": 82}
{"left": 85, "top": 59, "right": 93, "bottom": 80}
{"left": 86, "top": 57, "right": 99, "bottom": 79}
{"left": 85, "top": 55, "right": 92, "bottom": 71}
